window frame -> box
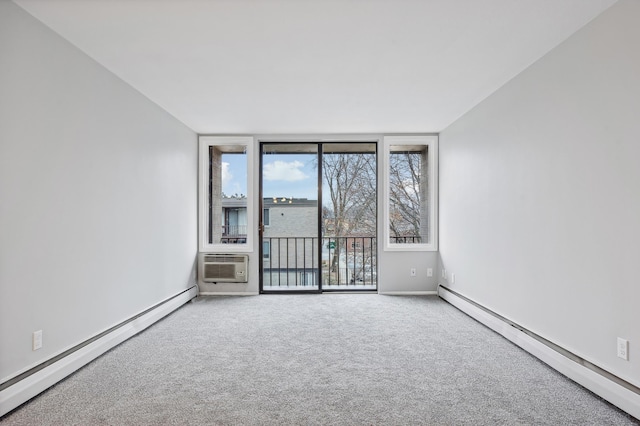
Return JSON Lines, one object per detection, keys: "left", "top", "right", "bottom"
{"left": 198, "top": 136, "right": 255, "bottom": 252}
{"left": 382, "top": 135, "right": 438, "bottom": 252}
{"left": 263, "top": 208, "right": 270, "bottom": 227}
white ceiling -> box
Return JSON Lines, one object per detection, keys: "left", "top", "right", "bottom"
{"left": 14, "top": 0, "right": 616, "bottom": 134}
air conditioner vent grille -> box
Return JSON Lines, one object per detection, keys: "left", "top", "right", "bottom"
{"left": 204, "top": 264, "right": 236, "bottom": 280}
{"left": 203, "top": 255, "right": 246, "bottom": 263}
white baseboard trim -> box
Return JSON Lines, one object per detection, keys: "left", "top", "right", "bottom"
{"left": 198, "top": 291, "right": 258, "bottom": 296}
{"left": 438, "top": 285, "right": 640, "bottom": 420}
{"left": 0, "top": 286, "right": 197, "bottom": 418}
{"left": 379, "top": 291, "right": 438, "bottom": 296}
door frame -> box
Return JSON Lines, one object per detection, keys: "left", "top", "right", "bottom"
{"left": 257, "top": 136, "right": 380, "bottom": 294}
{"left": 259, "top": 141, "right": 322, "bottom": 294}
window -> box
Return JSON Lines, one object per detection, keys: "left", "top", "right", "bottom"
{"left": 263, "top": 208, "right": 270, "bottom": 227}
{"left": 263, "top": 241, "right": 270, "bottom": 259}
{"left": 383, "top": 135, "right": 438, "bottom": 251}
{"left": 199, "top": 136, "right": 254, "bottom": 252}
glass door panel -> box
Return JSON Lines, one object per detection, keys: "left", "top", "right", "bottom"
{"left": 321, "top": 143, "right": 377, "bottom": 291}
{"left": 260, "top": 144, "right": 319, "bottom": 292}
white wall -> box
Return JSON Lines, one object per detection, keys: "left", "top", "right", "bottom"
{"left": 439, "top": 0, "right": 640, "bottom": 388}
{"left": 0, "top": 1, "right": 197, "bottom": 382}
{"left": 378, "top": 251, "right": 439, "bottom": 293}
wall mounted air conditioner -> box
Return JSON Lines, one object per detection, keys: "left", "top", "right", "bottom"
{"left": 199, "top": 253, "right": 248, "bottom": 283}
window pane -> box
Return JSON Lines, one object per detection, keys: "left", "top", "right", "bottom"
{"left": 261, "top": 144, "right": 319, "bottom": 291}
{"left": 389, "top": 146, "right": 428, "bottom": 244}
{"left": 321, "top": 145, "right": 377, "bottom": 289}
{"left": 209, "top": 147, "right": 247, "bottom": 244}
{"left": 263, "top": 208, "right": 270, "bottom": 226}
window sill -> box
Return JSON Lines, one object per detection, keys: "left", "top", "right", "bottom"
{"left": 199, "top": 245, "right": 254, "bottom": 254}
{"left": 383, "top": 244, "right": 438, "bottom": 252}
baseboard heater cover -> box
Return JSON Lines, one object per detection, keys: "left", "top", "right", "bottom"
{"left": 0, "top": 286, "right": 197, "bottom": 418}
{"left": 438, "top": 285, "right": 640, "bottom": 420}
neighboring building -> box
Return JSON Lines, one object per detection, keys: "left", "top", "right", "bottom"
{"left": 262, "top": 198, "right": 376, "bottom": 288}
{"left": 218, "top": 197, "right": 320, "bottom": 286}
{"left": 219, "top": 197, "right": 376, "bottom": 288}
{"left": 262, "top": 198, "right": 318, "bottom": 288}
{"left": 221, "top": 197, "right": 247, "bottom": 243}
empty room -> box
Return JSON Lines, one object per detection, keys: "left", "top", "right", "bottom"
{"left": 1, "top": 0, "right": 639, "bottom": 424}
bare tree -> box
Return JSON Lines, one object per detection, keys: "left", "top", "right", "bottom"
{"left": 321, "top": 150, "right": 423, "bottom": 242}
{"left": 322, "top": 153, "right": 376, "bottom": 237}
{"left": 322, "top": 153, "right": 376, "bottom": 274}
{"left": 388, "top": 151, "right": 422, "bottom": 242}
{"left": 319, "top": 149, "right": 423, "bottom": 282}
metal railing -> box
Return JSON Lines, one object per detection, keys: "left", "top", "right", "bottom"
{"left": 390, "top": 235, "right": 422, "bottom": 243}
{"left": 219, "top": 225, "right": 248, "bottom": 243}
{"left": 262, "top": 237, "right": 317, "bottom": 287}
{"left": 262, "top": 236, "right": 376, "bottom": 288}
{"left": 222, "top": 225, "right": 247, "bottom": 236}
{"left": 220, "top": 237, "right": 247, "bottom": 244}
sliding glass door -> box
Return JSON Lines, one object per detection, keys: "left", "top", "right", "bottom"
{"left": 259, "top": 142, "right": 376, "bottom": 293}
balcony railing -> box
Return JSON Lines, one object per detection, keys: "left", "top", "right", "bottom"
{"left": 219, "top": 225, "right": 248, "bottom": 243}
{"left": 220, "top": 237, "right": 246, "bottom": 244}
{"left": 390, "top": 235, "right": 422, "bottom": 243}
{"left": 222, "top": 224, "right": 247, "bottom": 236}
{"left": 262, "top": 236, "right": 376, "bottom": 289}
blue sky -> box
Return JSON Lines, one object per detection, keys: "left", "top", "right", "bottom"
{"left": 220, "top": 153, "right": 247, "bottom": 197}
{"left": 222, "top": 153, "right": 318, "bottom": 199}
{"left": 262, "top": 153, "right": 317, "bottom": 199}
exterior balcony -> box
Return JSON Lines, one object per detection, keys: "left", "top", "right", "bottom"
{"left": 262, "top": 236, "right": 377, "bottom": 291}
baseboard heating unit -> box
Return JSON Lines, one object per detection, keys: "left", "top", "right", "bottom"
{"left": 438, "top": 285, "right": 640, "bottom": 420}
{"left": 0, "top": 286, "right": 197, "bottom": 417}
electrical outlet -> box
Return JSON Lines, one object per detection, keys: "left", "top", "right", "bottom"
{"left": 427, "top": 268, "right": 433, "bottom": 277}
{"left": 410, "top": 268, "right": 417, "bottom": 277}
{"left": 617, "top": 337, "right": 629, "bottom": 360}
{"left": 451, "top": 273, "right": 456, "bottom": 284}
{"left": 32, "top": 330, "right": 43, "bottom": 351}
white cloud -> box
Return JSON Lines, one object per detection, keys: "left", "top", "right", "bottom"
{"left": 263, "top": 160, "right": 309, "bottom": 182}
{"left": 221, "top": 162, "right": 231, "bottom": 184}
